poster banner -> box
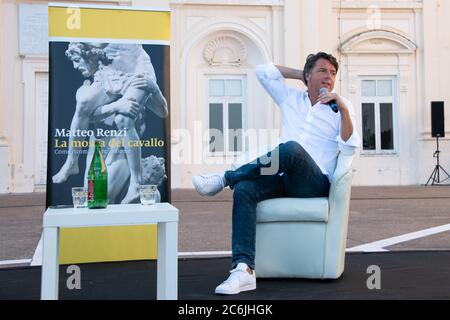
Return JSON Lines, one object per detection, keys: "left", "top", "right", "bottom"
{"left": 47, "top": 4, "right": 171, "bottom": 263}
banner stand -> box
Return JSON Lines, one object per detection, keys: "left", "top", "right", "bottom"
{"left": 47, "top": 4, "right": 171, "bottom": 264}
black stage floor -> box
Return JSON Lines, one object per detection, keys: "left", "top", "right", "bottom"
{"left": 1, "top": 251, "right": 449, "bottom": 300}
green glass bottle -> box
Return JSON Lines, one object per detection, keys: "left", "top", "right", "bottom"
{"left": 87, "top": 140, "right": 108, "bottom": 209}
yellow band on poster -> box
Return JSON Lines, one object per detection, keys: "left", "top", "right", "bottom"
{"left": 49, "top": 6, "right": 170, "bottom": 41}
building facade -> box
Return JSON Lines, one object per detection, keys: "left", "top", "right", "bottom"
{"left": 1, "top": 0, "right": 449, "bottom": 192}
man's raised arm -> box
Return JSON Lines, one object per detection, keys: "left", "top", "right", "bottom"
{"left": 275, "top": 65, "right": 305, "bottom": 84}
{"left": 256, "top": 63, "right": 306, "bottom": 106}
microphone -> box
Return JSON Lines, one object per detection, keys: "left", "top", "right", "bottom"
{"left": 319, "top": 87, "right": 339, "bottom": 113}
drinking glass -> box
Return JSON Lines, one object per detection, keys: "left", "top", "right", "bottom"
{"left": 140, "top": 185, "right": 158, "bottom": 205}
{"left": 72, "top": 187, "right": 87, "bottom": 208}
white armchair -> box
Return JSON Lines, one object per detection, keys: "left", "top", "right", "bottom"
{"left": 253, "top": 153, "right": 354, "bottom": 279}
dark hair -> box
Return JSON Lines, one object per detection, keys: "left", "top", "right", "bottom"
{"left": 303, "top": 52, "right": 339, "bottom": 85}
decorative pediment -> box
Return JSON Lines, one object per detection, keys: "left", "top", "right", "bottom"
{"left": 340, "top": 30, "right": 417, "bottom": 54}
{"left": 203, "top": 35, "right": 247, "bottom": 66}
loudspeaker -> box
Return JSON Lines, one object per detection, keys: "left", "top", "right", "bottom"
{"left": 432, "top": 101, "right": 445, "bottom": 138}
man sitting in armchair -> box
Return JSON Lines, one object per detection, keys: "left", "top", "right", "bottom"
{"left": 192, "top": 52, "right": 360, "bottom": 295}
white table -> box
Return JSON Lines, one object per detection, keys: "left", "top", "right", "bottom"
{"left": 40, "top": 203, "right": 179, "bottom": 300}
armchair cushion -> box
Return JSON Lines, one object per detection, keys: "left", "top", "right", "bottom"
{"left": 256, "top": 197, "right": 329, "bottom": 223}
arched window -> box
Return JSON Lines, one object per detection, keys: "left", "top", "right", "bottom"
{"left": 340, "top": 30, "right": 417, "bottom": 155}
{"left": 203, "top": 36, "right": 248, "bottom": 155}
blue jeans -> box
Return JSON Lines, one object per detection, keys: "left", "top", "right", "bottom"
{"left": 224, "top": 141, "right": 330, "bottom": 270}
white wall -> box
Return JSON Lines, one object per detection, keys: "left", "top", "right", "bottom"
{"left": 2, "top": 0, "right": 450, "bottom": 191}
{"left": 133, "top": 0, "right": 169, "bottom": 8}
{"left": 0, "top": 145, "right": 8, "bottom": 193}
{"left": 170, "top": 1, "right": 283, "bottom": 188}
{"left": 1, "top": 1, "right": 28, "bottom": 192}
{"left": 0, "top": 1, "right": 7, "bottom": 192}
{"left": 420, "top": 0, "right": 450, "bottom": 184}
{"left": 323, "top": 0, "right": 437, "bottom": 186}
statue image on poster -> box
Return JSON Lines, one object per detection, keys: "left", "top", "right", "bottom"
{"left": 50, "top": 42, "right": 168, "bottom": 204}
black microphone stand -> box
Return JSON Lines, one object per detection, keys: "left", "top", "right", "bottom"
{"left": 425, "top": 136, "right": 450, "bottom": 186}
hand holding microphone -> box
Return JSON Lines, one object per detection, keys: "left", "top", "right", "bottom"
{"left": 319, "top": 87, "right": 339, "bottom": 113}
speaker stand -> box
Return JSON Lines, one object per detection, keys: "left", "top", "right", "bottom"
{"left": 426, "top": 137, "right": 450, "bottom": 186}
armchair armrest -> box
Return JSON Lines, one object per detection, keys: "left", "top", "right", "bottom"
{"left": 331, "top": 154, "right": 354, "bottom": 183}
{"left": 323, "top": 153, "right": 354, "bottom": 278}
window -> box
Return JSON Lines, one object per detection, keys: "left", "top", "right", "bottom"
{"left": 361, "top": 79, "right": 396, "bottom": 153}
{"left": 207, "top": 77, "right": 245, "bottom": 155}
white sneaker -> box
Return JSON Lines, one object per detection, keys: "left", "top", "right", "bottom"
{"left": 192, "top": 173, "right": 226, "bottom": 196}
{"left": 215, "top": 263, "right": 256, "bottom": 295}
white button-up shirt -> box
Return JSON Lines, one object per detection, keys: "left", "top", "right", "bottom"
{"left": 256, "top": 63, "right": 360, "bottom": 178}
